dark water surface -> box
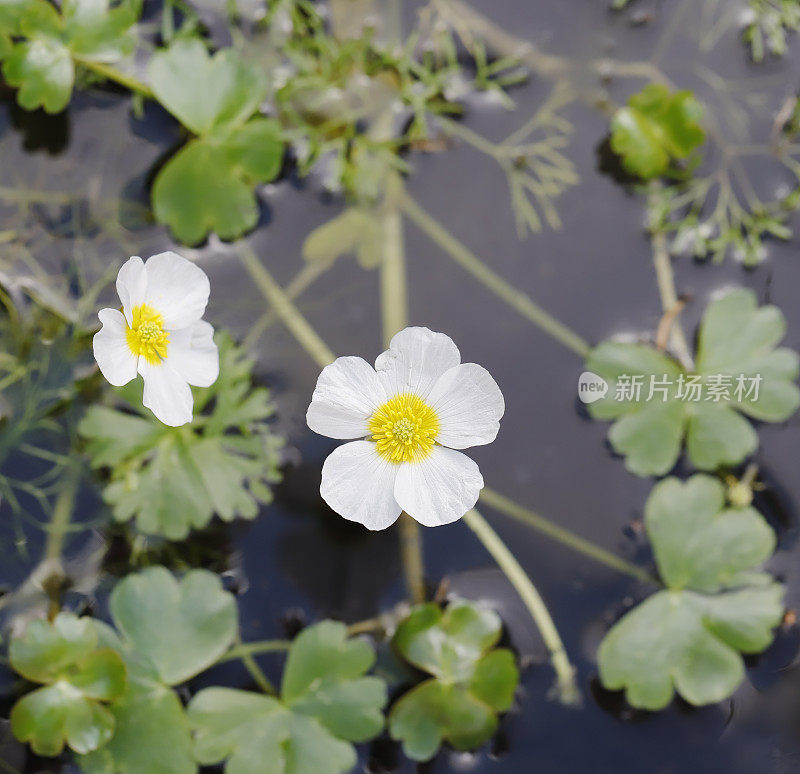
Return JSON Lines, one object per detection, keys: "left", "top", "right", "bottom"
{"left": 2, "top": 0, "right": 800, "bottom": 772}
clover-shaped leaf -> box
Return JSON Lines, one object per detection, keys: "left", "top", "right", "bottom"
{"left": 610, "top": 83, "right": 705, "bottom": 179}
{"left": 0, "top": 0, "right": 138, "bottom": 113}
{"left": 9, "top": 613, "right": 127, "bottom": 756}
{"left": 187, "top": 621, "right": 387, "bottom": 774}
{"left": 147, "top": 39, "right": 284, "bottom": 244}
{"left": 597, "top": 475, "right": 784, "bottom": 710}
{"left": 109, "top": 567, "right": 238, "bottom": 686}
{"left": 389, "top": 601, "right": 519, "bottom": 761}
{"left": 79, "top": 623, "right": 196, "bottom": 774}
{"left": 645, "top": 475, "right": 776, "bottom": 593}
{"left": 587, "top": 288, "right": 800, "bottom": 476}
{"left": 79, "top": 333, "right": 283, "bottom": 539}
{"left": 189, "top": 690, "right": 355, "bottom": 774}
{"left": 282, "top": 621, "right": 386, "bottom": 741}
{"left": 152, "top": 119, "right": 283, "bottom": 245}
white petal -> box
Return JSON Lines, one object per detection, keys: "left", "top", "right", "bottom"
{"left": 394, "top": 446, "right": 483, "bottom": 527}
{"left": 116, "top": 257, "right": 147, "bottom": 325}
{"left": 93, "top": 308, "right": 137, "bottom": 386}
{"left": 143, "top": 251, "right": 210, "bottom": 330}
{"left": 320, "top": 441, "right": 402, "bottom": 530}
{"left": 427, "top": 364, "right": 505, "bottom": 449}
{"left": 168, "top": 320, "right": 219, "bottom": 388}
{"left": 307, "top": 356, "right": 388, "bottom": 439}
{"left": 139, "top": 359, "right": 193, "bottom": 427}
{"left": 375, "top": 327, "right": 461, "bottom": 398}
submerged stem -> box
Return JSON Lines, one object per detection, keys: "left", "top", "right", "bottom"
{"left": 239, "top": 244, "right": 335, "bottom": 369}
{"left": 401, "top": 191, "right": 591, "bottom": 359}
{"left": 479, "top": 487, "right": 658, "bottom": 585}
{"left": 44, "top": 464, "right": 79, "bottom": 564}
{"left": 381, "top": 177, "right": 427, "bottom": 605}
{"left": 463, "top": 508, "right": 580, "bottom": 705}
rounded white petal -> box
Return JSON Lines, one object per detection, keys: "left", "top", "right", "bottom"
{"left": 320, "top": 441, "right": 402, "bottom": 530}
{"left": 143, "top": 251, "right": 210, "bottom": 330}
{"left": 93, "top": 308, "right": 138, "bottom": 387}
{"left": 427, "top": 363, "right": 505, "bottom": 449}
{"left": 307, "top": 356, "right": 388, "bottom": 439}
{"left": 394, "top": 446, "right": 483, "bottom": 527}
{"left": 168, "top": 320, "right": 219, "bottom": 388}
{"left": 116, "top": 257, "right": 147, "bottom": 325}
{"left": 375, "top": 326, "right": 461, "bottom": 398}
{"left": 139, "top": 359, "right": 193, "bottom": 427}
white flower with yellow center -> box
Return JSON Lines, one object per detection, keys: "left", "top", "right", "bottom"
{"left": 92, "top": 252, "right": 219, "bottom": 427}
{"left": 307, "top": 327, "right": 504, "bottom": 530}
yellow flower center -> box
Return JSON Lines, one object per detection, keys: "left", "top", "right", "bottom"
{"left": 368, "top": 393, "right": 439, "bottom": 463}
{"left": 125, "top": 304, "right": 169, "bottom": 365}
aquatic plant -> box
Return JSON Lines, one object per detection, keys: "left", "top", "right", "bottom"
{"left": 1, "top": 0, "right": 800, "bottom": 770}
{"left": 93, "top": 252, "right": 218, "bottom": 426}
{"left": 307, "top": 326, "right": 504, "bottom": 529}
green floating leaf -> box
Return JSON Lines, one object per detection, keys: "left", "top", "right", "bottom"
{"left": 152, "top": 118, "right": 283, "bottom": 245}
{"left": 79, "top": 623, "right": 196, "bottom": 774}
{"left": 598, "top": 475, "right": 784, "bottom": 710}
{"left": 79, "top": 333, "right": 283, "bottom": 539}
{"left": 109, "top": 566, "right": 238, "bottom": 686}
{"left": 148, "top": 38, "right": 284, "bottom": 244}
{"left": 188, "top": 621, "right": 387, "bottom": 774}
{"left": 645, "top": 475, "right": 776, "bottom": 594}
{"left": 610, "top": 83, "right": 705, "bottom": 179}
{"left": 389, "top": 600, "right": 518, "bottom": 762}
{"left": 9, "top": 613, "right": 127, "bottom": 756}
{"left": 0, "top": 0, "right": 138, "bottom": 113}
{"left": 3, "top": 37, "right": 72, "bottom": 112}
{"left": 587, "top": 288, "right": 800, "bottom": 476}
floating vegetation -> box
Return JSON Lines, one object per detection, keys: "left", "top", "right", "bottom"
{"left": 0, "top": 0, "right": 799, "bottom": 771}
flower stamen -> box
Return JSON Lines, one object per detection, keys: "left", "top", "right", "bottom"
{"left": 369, "top": 393, "right": 439, "bottom": 463}
{"left": 126, "top": 304, "right": 169, "bottom": 365}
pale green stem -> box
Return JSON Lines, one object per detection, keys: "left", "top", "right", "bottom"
{"left": 648, "top": 189, "right": 694, "bottom": 370}
{"left": 381, "top": 176, "right": 427, "bottom": 605}
{"left": 74, "top": 58, "right": 155, "bottom": 100}
{"left": 401, "top": 191, "right": 591, "bottom": 359}
{"left": 219, "top": 639, "right": 291, "bottom": 663}
{"left": 239, "top": 244, "right": 335, "bottom": 369}
{"left": 479, "top": 487, "right": 658, "bottom": 585}
{"left": 242, "top": 260, "right": 331, "bottom": 351}
{"left": 239, "top": 652, "right": 277, "bottom": 695}
{"left": 44, "top": 464, "right": 79, "bottom": 563}
{"left": 463, "top": 508, "right": 580, "bottom": 705}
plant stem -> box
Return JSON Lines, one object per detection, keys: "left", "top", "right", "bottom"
{"left": 381, "top": 176, "right": 427, "bottom": 605}
{"left": 44, "top": 464, "right": 79, "bottom": 563}
{"left": 401, "top": 191, "right": 591, "bottom": 359}
{"left": 75, "top": 58, "right": 155, "bottom": 100}
{"left": 239, "top": 652, "right": 277, "bottom": 695}
{"left": 242, "top": 260, "right": 331, "bottom": 351}
{"left": 479, "top": 487, "right": 658, "bottom": 585}
{"left": 398, "top": 512, "right": 426, "bottom": 604}
{"left": 239, "top": 244, "right": 335, "bottom": 369}
{"left": 648, "top": 188, "right": 694, "bottom": 370}
{"left": 347, "top": 616, "right": 387, "bottom": 636}
{"left": 220, "top": 639, "right": 291, "bottom": 663}
{"left": 463, "top": 508, "right": 580, "bottom": 705}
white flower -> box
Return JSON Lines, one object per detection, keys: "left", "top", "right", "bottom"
{"left": 306, "top": 327, "right": 504, "bottom": 530}
{"left": 93, "top": 252, "right": 219, "bottom": 427}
